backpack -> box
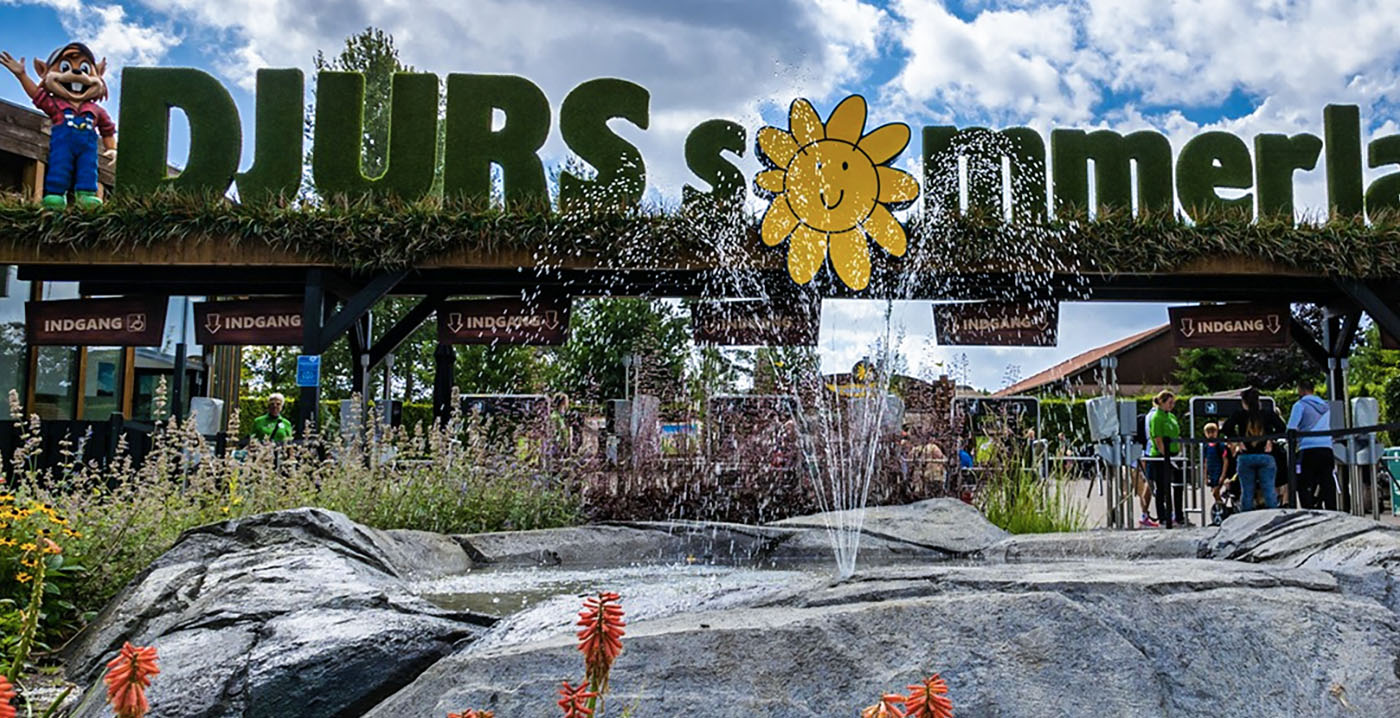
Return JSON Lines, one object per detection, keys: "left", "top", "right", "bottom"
{"left": 1135, "top": 410, "right": 1150, "bottom": 448}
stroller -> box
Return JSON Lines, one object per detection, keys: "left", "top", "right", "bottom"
{"left": 1211, "top": 473, "right": 1242, "bottom": 526}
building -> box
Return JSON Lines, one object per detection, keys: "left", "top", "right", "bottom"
{"left": 994, "top": 324, "right": 1177, "bottom": 397}
{"left": 1, "top": 97, "right": 230, "bottom": 424}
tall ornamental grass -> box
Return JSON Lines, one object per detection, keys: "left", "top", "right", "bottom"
{"left": 4, "top": 385, "right": 580, "bottom": 615}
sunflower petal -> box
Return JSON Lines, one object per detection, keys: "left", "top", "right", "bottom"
{"left": 757, "top": 127, "right": 799, "bottom": 168}
{"left": 830, "top": 228, "right": 871, "bottom": 290}
{"left": 825, "top": 95, "right": 866, "bottom": 143}
{"left": 789, "top": 99, "right": 824, "bottom": 146}
{"left": 858, "top": 123, "right": 911, "bottom": 165}
{"left": 761, "top": 199, "right": 800, "bottom": 246}
{"left": 754, "top": 169, "right": 786, "bottom": 195}
{"left": 788, "top": 224, "right": 828, "bottom": 284}
{"left": 863, "top": 204, "right": 907, "bottom": 256}
{"left": 877, "top": 166, "right": 920, "bottom": 205}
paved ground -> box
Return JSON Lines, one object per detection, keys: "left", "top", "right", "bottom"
{"left": 1067, "top": 477, "right": 1400, "bottom": 529}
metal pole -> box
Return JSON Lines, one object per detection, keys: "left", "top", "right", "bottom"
{"left": 299, "top": 269, "right": 324, "bottom": 437}
{"left": 170, "top": 342, "right": 186, "bottom": 424}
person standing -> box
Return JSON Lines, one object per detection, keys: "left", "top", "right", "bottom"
{"left": 1202, "top": 422, "right": 1232, "bottom": 504}
{"left": 1223, "top": 388, "right": 1285, "bottom": 511}
{"left": 251, "top": 392, "right": 293, "bottom": 442}
{"left": 1288, "top": 382, "right": 1335, "bottom": 510}
{"left": 1146, "top": 391, "right": 1183, "bottom": 529}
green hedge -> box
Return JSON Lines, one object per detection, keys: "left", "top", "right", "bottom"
{"left": 237, "top": 395, "right": 433, "bottom": 437}
{"left": 1034, "top": 388, "right": 1391, "bottom": 453}
{"left": 6, "top": 194, "right": 1400, "bottom": 276}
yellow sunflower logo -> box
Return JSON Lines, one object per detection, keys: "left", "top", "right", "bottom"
{"left": 754, "top": 95, "right": 919, "bottom": 291}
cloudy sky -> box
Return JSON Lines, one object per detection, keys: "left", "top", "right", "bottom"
{"left": 4, "top": 0, "right": 1398, "bottom": 390}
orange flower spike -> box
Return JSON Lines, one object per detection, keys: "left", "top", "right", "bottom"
{"left": 104, "top": 642, "right": 160, "bottom": 718}
{"left": 862, "top": 693, "right": 908, "bottom": 718}
{"left": 904, "top": 674, "right": 954, "bottom": 718}
{"left": 575, "top": 591, "right": 625, "bottom": 689}
{"left": 557, "top": 680, "right": 597, "bottom": 718}
{"left": 447, "top": 711, "right": 494, "bottom": 718}
{"left": 0, "top": 675, "right": 16, "bottom": 718}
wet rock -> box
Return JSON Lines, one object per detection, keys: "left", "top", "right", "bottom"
{"left": 985, "top": 526, "right": 1216, "bottom": 562}
{"left": 369, "top": 559, "right": 1399, "bottom": 718}
{"left": 768, "top": 498, "right": 1009, "bottom": 556}
{"left": 63, "top": 508, "right": 491, "bottom": 718}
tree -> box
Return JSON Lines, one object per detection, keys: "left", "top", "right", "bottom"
{"left": 752, "top": 346, "right": 820, "bottom": 396}
{"left": 548, "top": 299, "right": 690, "bottom": 402}
{"left": 1173, "top": 348, "right": 1244, "bottom": 395}
{"left": 454, "top": 345, "right": 545, "bottom": 395}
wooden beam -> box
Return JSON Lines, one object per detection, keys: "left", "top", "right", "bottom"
{"left": 369, "top": 293, "right": 443, "bottom": 369}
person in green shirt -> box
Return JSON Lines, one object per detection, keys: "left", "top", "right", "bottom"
{"left": 1146, "top": 390, "right": 1184, "bottom": 528}
{"left": 250, "top": 392, "right": 293, "bottom": 442}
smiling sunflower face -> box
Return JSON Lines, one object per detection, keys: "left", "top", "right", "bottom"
{"left": 754, "top": 95, "right": 919, "bottom": 290}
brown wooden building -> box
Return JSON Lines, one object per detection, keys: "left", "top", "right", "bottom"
{"left": 994, "top": 324, "right": 1177, "bottom": 397}
{"left": 1, "top": 97, "right": 235, "bottom": 424}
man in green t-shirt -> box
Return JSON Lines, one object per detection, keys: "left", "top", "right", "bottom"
{"left": 251, "top": 392, "right": 293, "bottom": 442}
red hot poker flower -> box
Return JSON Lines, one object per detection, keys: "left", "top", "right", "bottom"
{"left": 557, "top": 680, "right": 597, "bottom": 718}
{"left": 862, "top": 693, "right": 908, "bottom": 718}
{"left": 904, "top": 674, "right": 953, "bottom": 718}
{"left": 0, "top": 675, "right": 16, "bottom": 718}
{"left": 104, "top": 642, "right": 160, "bottom": 718}
{"left": 447, "top": 711, "right": 494, "bottom": 718}
{"left": 575, "top": 591, "right": 625, "bottom": 691}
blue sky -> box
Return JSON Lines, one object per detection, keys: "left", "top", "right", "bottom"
{"left": 4, "top": 0, "right": 1399, "bottom": 390}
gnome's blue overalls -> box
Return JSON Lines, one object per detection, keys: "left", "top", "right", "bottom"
{"left": 46, "top": 106, "right": 101, "bottom": 196}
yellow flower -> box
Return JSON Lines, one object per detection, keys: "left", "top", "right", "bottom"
{"left": 63, "top": 529, "right": 82, "bottom": 539}
{"left": 15, "top": 572, "right": 30, "bottom": 583}
{"left": 755, "top": 95, "right": 919, "bottom": 290}
{"left": 0, "top": 538, "right": 15, "bottom": 547}
{"left": 19, "top": 558, "right": 37, "bottom": 569}
{"left": 18, "top": 543, "right": 36, "bottom": 553}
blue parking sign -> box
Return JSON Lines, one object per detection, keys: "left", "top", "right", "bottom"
{"left": 296, "top": 355, "right": 321, "bottom": 388}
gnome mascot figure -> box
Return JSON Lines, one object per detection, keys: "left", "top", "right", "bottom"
{"left": 1, "top": 43, "right": 116, "bottom": 208}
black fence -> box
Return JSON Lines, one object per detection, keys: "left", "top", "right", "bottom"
{"left": 0, "top": 414, "right": 155, "bottom": 482}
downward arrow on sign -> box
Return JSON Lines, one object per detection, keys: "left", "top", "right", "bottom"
{"left": 1266, "top": 314, "right": 1281, "bottom": 334}
{"left": 447, "top": 313, "right": 464, "bottom": 333}
{"left": 1180, "top": 318, "right": 1195, "bottom": 338}
{"left": 204, "top": 314, "right": 221, "bottom": 335}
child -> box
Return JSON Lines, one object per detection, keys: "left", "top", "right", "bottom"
{"left": 1203, "top": 422, "right": 1232, "bottom": 504}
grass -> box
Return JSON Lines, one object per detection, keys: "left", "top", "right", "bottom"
{"left": 974, "top": 436, "right": 1088, "bottom": 534}
{"left": 3, "top": 385, "right": 581, "bottom": 625}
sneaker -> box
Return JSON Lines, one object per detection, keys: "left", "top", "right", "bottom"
{"left": 1140, "top": 514, "right": 1160, "bottom": 528}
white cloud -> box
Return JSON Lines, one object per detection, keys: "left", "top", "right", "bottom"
{"left": 8, "top": 0, "right": 176, "bottom": 68}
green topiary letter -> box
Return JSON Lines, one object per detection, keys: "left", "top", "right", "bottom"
{"left": 1365, "top": 135, "right": 1400, "bottom": 218}
{"left": 1325, "top": 104, "right": 1365, "bottom": 218}
{"left": 234, "top": 69, "right": 304, "bottom": 205}
{"left": 1253, "top": 133, "right": 1321, "bottom": 220}
{"left": 682, "top": 119, "right": 746, "bottom": 208}
{"left": 559, "top": 78, "right": 649, "bottom": 210}
{"left": 312, "top": 71, "right": 438, "bottom": 201}
{"left": 115, "top": 67, "right": 241, "bottom": 196}
{"left": 922, "top": 126, "right": 1046, "bottom": 221}
{"left": 442, "top": 74, "right": 550, "bottom": 207}
{"left": 1052, "top": 129, "right": 1172, "bottom": 217}
{"left": 1176, "top": 131, "right": 1254, "bottom": 220}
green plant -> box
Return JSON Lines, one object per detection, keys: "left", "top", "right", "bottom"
{"left": 5, "top": 388, "right": 581, "bottom": 617}
{"left": 975, "top": 433, "right": 1087, "bottom": 534}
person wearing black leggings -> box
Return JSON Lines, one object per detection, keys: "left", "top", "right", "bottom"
{"left": 1146, "top": 390, "right": 1183, "bottom": 528}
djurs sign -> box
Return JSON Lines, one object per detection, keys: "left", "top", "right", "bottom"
{"left": 116, "top": 68, "right": 1400, "bottom": 225}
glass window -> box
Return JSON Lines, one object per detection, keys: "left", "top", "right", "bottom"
{"left": 32, "top": 346, "right": 79, "bottom": 420}
{"left": 82, "top": 347, "right": 125, "bottom": 420}
{"left": 0, "top": 266, "right": 30, "bottom": 408}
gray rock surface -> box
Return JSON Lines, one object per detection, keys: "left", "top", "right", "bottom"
{"left": 62, "top": 508, "right": 491, "bottom": 718}
{"left": 370, "top": 558, "right": 1398, "bottom": 718}
{"left": 69, "top": 504, "right": 1400, "bottom": 718}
